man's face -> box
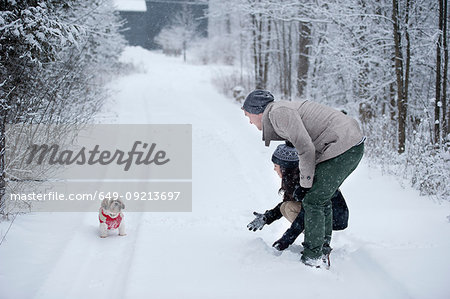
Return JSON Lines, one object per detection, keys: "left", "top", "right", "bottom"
{"left": 243, "top": 110, "right": 263, "bottom": 131}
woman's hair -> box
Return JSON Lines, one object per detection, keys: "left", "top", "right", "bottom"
{"left": 279, "top": 166, "right": 300, "bottom": 201}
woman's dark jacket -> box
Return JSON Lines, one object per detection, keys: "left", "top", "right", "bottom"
{"left": 264, "top": 189, "right": 349, "bottom": 244}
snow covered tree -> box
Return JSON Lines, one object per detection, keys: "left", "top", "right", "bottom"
{"left": 155, "top": 4, "right": 199, "bottom": 62}
{"left": 0, "top": 0, "right": 126, "bottom": 215}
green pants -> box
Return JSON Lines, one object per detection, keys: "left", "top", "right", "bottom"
{"left": 301, "top": 143, "right": 364, "bottom": 261}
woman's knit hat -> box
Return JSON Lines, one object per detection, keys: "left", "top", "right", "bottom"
{"left": 271, "top": 141, "right": 299, "bottom": 169}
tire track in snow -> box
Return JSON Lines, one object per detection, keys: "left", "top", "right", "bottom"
{"left": 32, "top": 212, "right": 144, "bottom": 299}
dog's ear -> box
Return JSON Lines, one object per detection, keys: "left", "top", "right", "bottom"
{"left": 101, "top": 199, "right": 110, "bottom": 210}
{"left": 121, "top": 201, "right": 125, "bottom": 210}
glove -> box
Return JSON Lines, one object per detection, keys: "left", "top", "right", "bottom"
{"left": 247, "top": 203, "right": 283, "bottom": 232}
{"left": 272, "top": 226, "right": 300, "bottom": 251}
{"left": 293, "top": 186, "right": 311, "bottom": 202}
{"left": 272, "top": 207, "right": 306, "bottom": 251}
{"left": 272, "top": 237, "right": 291, "bottom": 251}
{"left": 247, "top": 212, "right": 267, "bottom": 231}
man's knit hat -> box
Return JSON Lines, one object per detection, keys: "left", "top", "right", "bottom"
{"left": 242, "top": 90, "right": 274, "bottom": 114}
{"left": 271, "top": 141, "right": 299, "bottom": 169}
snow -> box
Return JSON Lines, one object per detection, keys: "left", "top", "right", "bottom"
{"left": 1, "top": 46, "right": 450, "bottom": 299}
{"left": 113, "top": 0, "right": 146, "bottom": 12}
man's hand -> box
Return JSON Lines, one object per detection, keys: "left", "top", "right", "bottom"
{"left": 247, "top": 212, "right": 267, "bottom": 231}
{"left": 293, "top": 186, "right": 311, "bottom": 202}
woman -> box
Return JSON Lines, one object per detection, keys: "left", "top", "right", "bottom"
{"left": 247, "top": 141, "right": 349, "bottom": 267}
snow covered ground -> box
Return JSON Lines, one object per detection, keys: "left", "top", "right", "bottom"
{"left": 1, "top": 47, "right": 450, "bottom": 299}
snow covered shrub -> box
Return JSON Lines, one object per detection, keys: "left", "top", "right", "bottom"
{"left": 411, "top": 146, "right": 449, "bottom": 199}
{"left": 361, "top": 115, "right": 397, "bottom": 173}
{"left": 154, "top": 26, "right": 183, "bottom": 56}
{"left": 407, "top": 125, "right": 450, "bottom": 200}
{"left": 362, "top": 111, "right": 450, "bottom": 201}
{"left": 211, "top": 69, "right": 253, "bottom": 100}
{"left": 155, "top": 4, "right": 199, "bottom": 62}
{"left": 195, "top": 36, "right": 237, "bottom": 65}
{"left": 188, "top": 38, "right": 210, "bottom": 64}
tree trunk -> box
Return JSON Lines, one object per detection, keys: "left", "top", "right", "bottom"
{"left": 441, "top": 0, "right": 448, "bottom": 138}
{"left": 183, "top": 40, "right": 186, "bottom": 62}
{"left": 404, "top": 0, "right": 411, "bottom": 138}
{"left": 297, "top": 22, "right": 310, "bottom": 98}
{"left": 287, "top": 22, "right": 292, "bottom": 100}
{"left": 257, "top": 12, "right": 263, "bottom": 87}
{"left": 282, "top": 21, "right": 287, "bottom": 97}
{"left": 262, "top": 17, "right": 271, "bottom": 89}
{"left": 250, "top": 5, "right": 272, "bottom": 89}
{"left": 435, "top": 0, "right": 444, "bottom": 144}
{"left": 274, "top": 20, "right": 283, "bottom": 93}
{"left": 392, "top": 0, "right": 407, "bottom": 153}
{"left": 251, "top": 9, "right": 270, "bottom": 90}
{"left": 0, "top": 113, "right": 6, "bottom": 212}
{"left": 251, "top": 13, "right": 259, "bottom": 88}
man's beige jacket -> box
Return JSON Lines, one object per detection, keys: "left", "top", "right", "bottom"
{"left": 262, "top": 100, "right": 363, "bottom": 188}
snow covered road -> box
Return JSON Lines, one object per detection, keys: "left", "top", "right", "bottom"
{"left": 1, "top": 47, "right": 450, "bottom": 299}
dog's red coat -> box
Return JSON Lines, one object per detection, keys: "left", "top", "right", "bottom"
{"left": 99, "top": 209, "right": 123, "bottom": 230}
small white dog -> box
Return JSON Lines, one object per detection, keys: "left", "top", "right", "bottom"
{"left": 99, "top": 198, "right": 126, "bottom": 238}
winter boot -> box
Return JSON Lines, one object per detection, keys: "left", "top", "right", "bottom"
{"left": 301, "top": 256, "right": 322, "bottom": 268}
{"left": 321, "top": 243, "right": 333, "bottom": 270}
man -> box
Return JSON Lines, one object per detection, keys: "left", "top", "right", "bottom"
{"left": 242, "top": 89, "right": 365, "bottom": 267}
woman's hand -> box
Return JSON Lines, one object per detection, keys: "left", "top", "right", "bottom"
{"left": 272, "top": 208, "right": 306, "bottom": 251}
{"left": 247, "top": 212, "right": 267, "bottom": 231}
{"left": 272, "top": 237, "right": 291, "bottom": 251}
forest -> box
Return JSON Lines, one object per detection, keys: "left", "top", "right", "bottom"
{"left": 0, "top": 0, "right": 448, "bottom": 216}
{"left": 201, "top": 0, "right": 449, "bottom": 200}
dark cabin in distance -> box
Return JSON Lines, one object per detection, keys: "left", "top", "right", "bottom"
{"left": 114, "top": 0, "right": 208, "bottom": 50}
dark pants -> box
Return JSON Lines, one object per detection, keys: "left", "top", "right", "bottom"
{"left": 301, "top": 143, "right": 364, "bottom": 261}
